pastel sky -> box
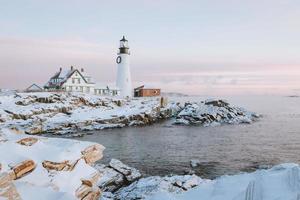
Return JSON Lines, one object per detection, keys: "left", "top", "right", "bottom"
{"left": 0, "top": 0, "right": 300, "bottom": 95}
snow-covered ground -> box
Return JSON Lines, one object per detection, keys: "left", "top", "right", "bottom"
{"left": 5, "top": 92, "right": 294, "bottom": 200}
{"left": 144, "top": 163, "right": 300, "bottom": 200}
{"left": 97, "top": 160, "right": 300, "bottom": 200}
{"left": 0, "top": 92, "right": 179, "bottom": 135}
{"left": 0, "top": 128, "right": 104, "bottom": 199}
{"left": 0, "top": 92, "right": 260, "bottom": 137}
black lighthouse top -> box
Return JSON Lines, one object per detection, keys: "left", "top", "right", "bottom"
{"left": 119, "top": 36, "right": 129, "bottom": 54}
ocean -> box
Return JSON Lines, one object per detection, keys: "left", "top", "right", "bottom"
{"left": 77, "top": 95, "right": 300, "bottom": 179}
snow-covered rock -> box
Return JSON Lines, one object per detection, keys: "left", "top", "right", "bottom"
{"left": 0, "top": 92, "right": 181, "bottom": 135}
{"left": 97, "top": 161, "right": 300, "bottom": 200}
{"left": 190, "top": 159, "right": 200, "bottom": 168}
{"left": 0, "top": 128, "right": 104, "bottom": 200}
{"left": 113, "top": 175, "right": 206, "bottom": 200}
{"left": 174, "top": 99, "right": 259, "bottom": 126}
{"left": 143, "top": 163, "right": 300, "bottom": 200}
{"left": 109, "top": 159, "right": 141, "bottom": 182}
{"left": 96, "top": 159, "right": 142, "bottom": 192}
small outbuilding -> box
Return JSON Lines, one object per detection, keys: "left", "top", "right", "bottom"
{"left": 134, "top": 85, "right": 161, "bottom": 97}
{"left": 25, "top": 84, "right": 43, "bottom": 92}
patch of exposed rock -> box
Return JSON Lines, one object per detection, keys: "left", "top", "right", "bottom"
{"left": 100, "top": 174, "right": 206, "bottom": 200}
{"left": 95, "top": 159, "right": 142, "bottom": 192}
{"left": 96, "top": 159, "right": 207, "bottom": 200}
{"left": 174, "top": 99, "right": 259, "bottom": 126}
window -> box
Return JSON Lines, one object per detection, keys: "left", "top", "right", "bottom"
{"left": 80, "top": 86, "right": 83, "bottom": 91}
{"left": 86, "top": 87, "right": 90, "bottom": 92}
{"left": 78, "top": 79, "right": 80, "bottom": 84}
{"left": 75, "top": 87, "right": 78, "bottom": 90}
{"left": 72, "top": 78, "right": 75, "bottom": 84}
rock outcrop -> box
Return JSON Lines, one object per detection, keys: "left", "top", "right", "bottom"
{"left": 96, "top": 159, "right": 142, "bottom": 192}
{"left": 95, "top": 160, "right": 206, "bottom": 200}
{"left": 175, "top": 99, "right": 259, "bottom": 126}
{"left": 0, "top": 92, "right": 181, "bottom": 136}
{"left": 102, "top": 174, "right": 205, "bottom": 200}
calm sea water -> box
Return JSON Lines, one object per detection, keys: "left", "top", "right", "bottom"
{"left": 76, "top": 95, "right": 300, "bottom": 179}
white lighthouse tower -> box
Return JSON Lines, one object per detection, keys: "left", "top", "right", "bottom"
{"left": 116, "top": 36, "right": 132, "bottom": 97}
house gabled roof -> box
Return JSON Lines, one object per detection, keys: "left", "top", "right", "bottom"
{"left": 44, "top": 67, "right": 89, "bottom": 88}
{"left": 26, "top": 83, "right": 43, "bottom": 91}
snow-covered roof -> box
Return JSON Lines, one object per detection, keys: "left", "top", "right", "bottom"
{"left": 44, "top": 67, "right": 88, "bottom": 88}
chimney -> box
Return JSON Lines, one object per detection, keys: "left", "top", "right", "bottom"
{"left": 81, "top": 68, "right": 84, "bottom": 73}
{"left": 71, "top": 66, "right": 74, "bottom": 71}
{"left": 59, "top": 67, "right": 62, "bottom": 72}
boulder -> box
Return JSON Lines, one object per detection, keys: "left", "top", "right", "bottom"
{"left": 81, "top": 144, "right": 104, "bottom": 165}
{"left": 190, "top": 159, "right": 200, "bottom": 168}
{"left": 81, "top": 188, "right": 101, "bottom": 200}
{"left": 76, "top": 172, "right": 102, "bottom": 200}
{"left": 109, "top": 159, "right": 141, "bottom": 182}
{"left": 42, "top": 160, "right": 78, "bottom": 171}
{"left": 76, "top": 184, "right": 93, "bottom": 199}
{"left": 0, "top": 172, "right": 21, "bottom": 200}
{"left": 204, "top": 99, "right": 229, "bottom": 107}
{"left": 11, "top": 160, "right": 36, "bottom": 179}
{"left": 81, "top": 172, "right": 101, "bottom": 187}
{"left": 96, "top": 164, "right": 126, "bottom": 192}
{"left": 25, "top": 124, "right": 43, "bottom": 135}
{"left": 96, "top": 159, "right": 142, "bottom": 192}
{"left": 16, "top": 137, "right": 38, "bottom": 146}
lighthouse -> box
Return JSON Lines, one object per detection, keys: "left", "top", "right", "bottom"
{"left": 116, "top": 36, "right": 132, "bottom": 97}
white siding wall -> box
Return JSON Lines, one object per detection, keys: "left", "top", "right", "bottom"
{"left": 63, "top": 71, "right": 94, "bottom": 94}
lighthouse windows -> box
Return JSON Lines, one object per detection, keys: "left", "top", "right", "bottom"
{"left": 116, "top": 56, "right": 122, "bottom": 64}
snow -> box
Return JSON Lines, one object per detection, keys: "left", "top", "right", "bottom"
{"left": 109, "top": 159, "right": 141, "bottom": 182}
{"left": 1, "top": 92, "right": 299, "bottom": 200}
{"left": 0, "top": 92, "right": 180, "bottom": 135}
{"left": 97, "top": 163, "right": 300, "bottom": 200}
{"left": 113, "top": 174, "right": 207, "bottom": 200}
{"left": 175, "top": 99, "right": 259, "bottom": 126}
{"left": 142, "top": 163, "right": 300, "bottom": 200}
{"left": 0, "top": 128, "right": 104, "bottom": 199}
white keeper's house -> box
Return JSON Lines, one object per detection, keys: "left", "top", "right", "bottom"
{"left": 44, "top": 66, "right": 120, "bottom": 96}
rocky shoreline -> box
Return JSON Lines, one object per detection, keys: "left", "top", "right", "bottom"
{"left": 2, "top": 128, "right": 300, "bottom": 200}
{"left": 0, "top": 92, "right": 267, "bottom": 199}
{"left": 0, "top": 92, "right": 260, "bottom": 137}
{"left": 95, "top": 159, "right": 207, "bottom": 200}
{"left": 0, "top": 92, "right": 181, "bottom": 136}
